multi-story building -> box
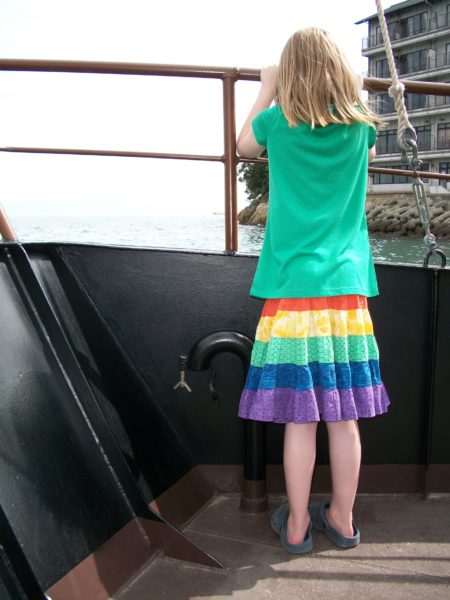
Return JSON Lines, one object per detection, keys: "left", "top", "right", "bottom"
{"left": 357, "top": 0, "right": 450, "bottom": 192}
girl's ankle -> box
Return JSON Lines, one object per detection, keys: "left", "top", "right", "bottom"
{"left": 286, "top": 513, "right": 310, "bottom": 544}
{"left": 326, "top": 506, "right": 354, "bottom": 537}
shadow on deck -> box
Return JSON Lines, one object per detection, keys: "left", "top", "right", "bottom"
{"left": 116, "top": 493, "right": 450, "bottom": 600}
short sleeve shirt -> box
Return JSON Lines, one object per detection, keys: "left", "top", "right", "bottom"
{"left": 249, "top": 105, "right": 378, "bottom": 299}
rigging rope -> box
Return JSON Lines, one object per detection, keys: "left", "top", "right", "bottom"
{"left": 374, "top": 0, "right": 418, "bottom": 165}
{"left": 374, "top": 0, "right": 446, "bottom": 266}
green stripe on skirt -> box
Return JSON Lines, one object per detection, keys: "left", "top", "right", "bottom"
{"left": 251, "top": 334, "right": 379, "bottom": 367}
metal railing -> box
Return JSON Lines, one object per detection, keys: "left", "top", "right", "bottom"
{"left": 0, "top": 59, "right": 255, "bottom": 250}
{"left": 363, "top": 11, "right": 450, "bottom": 50}
{"left": 1, "top": 60, "right": 450, "bottom": 250}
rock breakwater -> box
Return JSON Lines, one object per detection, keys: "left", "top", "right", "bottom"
{"left": 366, "top": 193, "right": 450, "bottom": 238}
{"left": 238, "top": 193, "right": 450, "bottom": 238}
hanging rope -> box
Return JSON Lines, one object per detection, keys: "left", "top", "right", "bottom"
{"left": 374, "top": 0, "right": 420, "bottom": 166}
{"left": 374, "top": 0, "right": 446, "bottom": 266}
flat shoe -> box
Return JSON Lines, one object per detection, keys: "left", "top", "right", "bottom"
{"left": 271, "top": 504, "right": 313, "bottom": 554}
{"left": 271, "top": 503, "right": 289, "bottom": 534}
{"left": 309, "top": 501, "right": 359, "bottom": 548}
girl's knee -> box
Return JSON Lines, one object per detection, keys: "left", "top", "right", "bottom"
{"left": 326, "top": 419, "right": 360, "bottom": 440}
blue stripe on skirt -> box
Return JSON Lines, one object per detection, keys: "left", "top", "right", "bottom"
{"left": 244, "top": 360, "right": 382, "bottom": 392}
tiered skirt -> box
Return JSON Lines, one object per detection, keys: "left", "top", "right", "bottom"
{"left": 238, "top": 295, "right": 390, "bottom": 423}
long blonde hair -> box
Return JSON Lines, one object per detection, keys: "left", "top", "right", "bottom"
{"left": 277, "top": 28, "right": 382, "bottom": 128}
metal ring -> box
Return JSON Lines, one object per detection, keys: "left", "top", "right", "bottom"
{"left": 423, "top": 249, "right": 447, "bottom": 268}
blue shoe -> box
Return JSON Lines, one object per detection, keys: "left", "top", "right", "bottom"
{"left": 309, "top": 501, "right": 360, "bottom": 548}
{"left": 271, "top": 504, "right": 313, "bottom": 554}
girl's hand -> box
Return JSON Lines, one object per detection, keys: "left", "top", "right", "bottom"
{"left": 260, "top": 65, "right": 278, "bottom": 96}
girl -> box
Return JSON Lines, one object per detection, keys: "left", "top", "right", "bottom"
{"left": 237, "top": 28, "right": 390, "bottom": 554}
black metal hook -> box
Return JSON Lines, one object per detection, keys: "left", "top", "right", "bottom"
{"left": 423, "top": 249, "right": 447, "bottom": 269}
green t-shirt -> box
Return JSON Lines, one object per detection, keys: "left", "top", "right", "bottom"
{"left": 250, "top": 105, "right": 378, "bottom": 299}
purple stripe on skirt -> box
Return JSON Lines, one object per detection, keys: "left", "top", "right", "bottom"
{"left": 238, "top": 384, "right": 390, "bottom": 423}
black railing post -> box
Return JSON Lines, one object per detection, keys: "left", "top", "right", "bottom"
{"left": 423, "top": 265, "right": 442, "bottom": 497}
{"left": 187, "top": 331, "right": 268, "bottom": 513}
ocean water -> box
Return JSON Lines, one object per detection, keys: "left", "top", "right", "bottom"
{"left": 8, "top": 213, "right": 450, "bottom": 267}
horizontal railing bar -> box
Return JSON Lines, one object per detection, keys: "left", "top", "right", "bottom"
{"left": 0, "top": 58, "right": 245, "bottom": 80}
{"left": 3, "top": 148, "right": 450, "bottom": 180}
{"left": 364, "top": 77, "right": 450, "bottom": 96}
{"left": 369, "top": 166, "right": 450, "bottom": 181}
{"left": 238, "top": 157, "right": 450, "bottom": 181}
{"left": 237, "top": 157, "right": 267, "bottom": 164}
{"left": 0, "top": 147, "right": 223, "bottom": 162}
{"left": 0, "top": 59, "right": 449, "bottom": 96}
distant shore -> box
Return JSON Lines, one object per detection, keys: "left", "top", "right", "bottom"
{"left": 237, "top": 193, "right": 450, "bottom": 239}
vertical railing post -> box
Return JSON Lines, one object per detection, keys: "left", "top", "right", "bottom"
{"left": 424, "top": 267, "right": 441, "bottom": 497}
{"left": 222, "top": 72, "right": 238, "bottom": 253}
{"left": 0, "top": 202, "right": 17, "bottom": 241}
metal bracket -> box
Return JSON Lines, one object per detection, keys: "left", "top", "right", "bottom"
{"left": 173, "top": 354, "right": 192, "bottom": 392}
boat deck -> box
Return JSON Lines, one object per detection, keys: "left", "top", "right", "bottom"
{"left": 115, "top": 493, "right": 450, "bottom": 599}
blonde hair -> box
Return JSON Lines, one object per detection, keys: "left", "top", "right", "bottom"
{"left": 277, "top": 28, "right": 382, "bottom": 128}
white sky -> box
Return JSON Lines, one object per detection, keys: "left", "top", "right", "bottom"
{"left": 0, "top": 0, "right": 399, "bottom": 217}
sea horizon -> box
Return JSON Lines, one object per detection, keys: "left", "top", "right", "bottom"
{"left": 6, "top": 212, "right": 450, "bottom": 267}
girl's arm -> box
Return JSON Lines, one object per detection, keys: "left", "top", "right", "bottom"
{"left": 369, "top": 146, "right": 376, "bottom": 162}
{"left": 236, "top": 65, "right": 278, "bottom": 158}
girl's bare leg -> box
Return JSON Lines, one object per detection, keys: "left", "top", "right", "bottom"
{"left": 326, "top": 419, "right": 361, "bottom": 537}
{"left": 283, "top": 421, "right": 318, "bottom": 544}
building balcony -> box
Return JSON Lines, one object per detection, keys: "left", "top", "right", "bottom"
{"left": 375, "top": 143, "right": 450, "bottom": 159}
{"left": 362, "top": 11, "right": 449, "bottom": 52}
{"left": 374, "top": 94, "right": 450, "bottom": 116}
{"left": 370, "top": 52, "right": 450, "bottom": 79}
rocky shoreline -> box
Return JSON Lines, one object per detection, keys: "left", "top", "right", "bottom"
{"left": 238, "top": 193, "right": 450, "bottom": 239}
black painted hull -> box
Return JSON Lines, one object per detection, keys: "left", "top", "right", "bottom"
{"left": 1, "top": 242, "right": 449, "bottom": 598}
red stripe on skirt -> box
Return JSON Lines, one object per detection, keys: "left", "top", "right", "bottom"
{"left": 261, "top": 295, "right": 368, "bottom": 317}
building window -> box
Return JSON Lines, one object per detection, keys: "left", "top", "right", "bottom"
{"left": 405, "top": 93, "right": 426, "bottom": 111}
{"left": 400, "top": 12, "right": 427, "bottom": 37}
{"left": 447, "top": 43, "right": 450, "bottom": 66}
{"left": 415, "top": 125, "right": 431, "bottom": 150}
{"left": 376, "top": 127, "right": 431, "bottom": 154}
{"left": 439, "top": 162, "right": 450, "bottom": 187}
{"left": 437, "top": 123, "right": 450, "bottom": 149}
{"left": 373, "top": 22, "right": 398, "bottom": 46}
{"left": 376, "top": 129, "right": 398, "bottom": 154}
{"left": 398, "top": 50, "right": 428, "bottom": 75}
{"left": 375, "top": 25, "right": 382, "bottom": 46}
{"left": 376, "top": 93, "right": 395, "bottom": 114}
{"left": 376, "top": 58, "right": 389, "bottom": 78}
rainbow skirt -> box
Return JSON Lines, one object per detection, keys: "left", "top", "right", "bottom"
{"left": 239, "top": 295, "right": 390, "bottom": 423}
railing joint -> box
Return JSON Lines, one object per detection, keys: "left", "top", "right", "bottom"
{"left": 221, "top": 68, "right": 239, "bottom": 81}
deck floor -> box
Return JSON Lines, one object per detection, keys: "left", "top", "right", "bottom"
{"left": 116, "top": 494, "right": 450, "bottom": 599}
